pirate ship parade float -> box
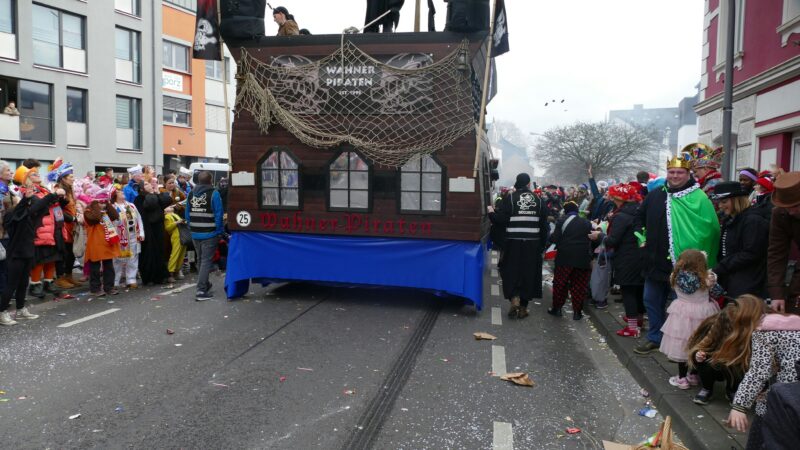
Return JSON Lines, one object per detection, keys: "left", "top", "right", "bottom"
{"left": 220, "top": 1, "right": 507, "bottom": 308}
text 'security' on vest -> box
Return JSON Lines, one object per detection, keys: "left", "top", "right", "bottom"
{"left": 507, "top": 191, "right": 542, "bottom": 240}
{"left": 188, "top": 189, "right": 215, "bottom": 233}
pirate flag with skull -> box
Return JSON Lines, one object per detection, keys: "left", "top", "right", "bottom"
{"left": 193, "top": 0, "right": 222, "bottom": 60}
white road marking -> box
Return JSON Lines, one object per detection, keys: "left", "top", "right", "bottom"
{"left": 57, "top": 308, "right": 121, "bottom": 328}
{"left": 491, "top": 307, "right": 502, "bottom": 326}
{"left": 493, "top": 421, "right": 514, "bottom": 450}
{"left": 492, "top": 345, "right": 507, "bottom": 377}
{"left": 491, "top": 269, "right": 498, "bottom": 277}
{"left": 492, "top": 250, "right": 498, "bottom": 257}
{"left": 492, "top": 257, "right": 498, "bottom": 264}
{"left": 159, "top": 283, "right": 194, "bottom": 296}
{"left": 491, "top": 284, "right": 500, "bottom": 296}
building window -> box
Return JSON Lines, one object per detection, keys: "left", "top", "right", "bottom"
{"left": 32, "top": 4, "right": 86, "bottom": 72}
{"left": 67, "top": 87, "right": 87, "bottom": 146}
{"left": 329, "top": 151, "right": 370, "bottom": 211}
{"left": 400, "top": 155, "right": 444, "bottom": 213}
{"left": 716, "top": 0, "right": 745, "bottom": 66}
{"left": 163, "top": 40, "right": 189, "bottom": 72}
{"left": 116, "top": 96, "right": 141, "bottom": 151}
{"left": 115, "top": 27, "right": 141, "bottom": 83}
{"left": 115, "top": 0, "right": 141, "bottom": 16}
{"left": 0, "top": 0, "right": 14, "bottom": 34}
{"left": 67, "top": 88, "right": 85, "bottom": 123}
{"left": 11, "top": 79, "right": 53, "bottom": 143}
{"left": 785, "top": 0, "right": 800, "bottom": 22}
{"left": 0, "top": 0, "right": 16, "bottom": 60}
{"left": 164, "top": 0, "right": 196, "bottom": 12}
{"left": 205, "top": 57, "right": 229, "bottom": 81}
{"left": 205, "top": 104, "right": 226, "bottom": 132}
{"left": 259, "top": 149, "right": 300, "bottom": 208}
{"left": 163, "top": 96, "right": 191, "bottom": 126}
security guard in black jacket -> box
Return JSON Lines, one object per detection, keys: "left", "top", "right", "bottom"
{"left": 488, "top": 173, "right": 549, "bottom": 319}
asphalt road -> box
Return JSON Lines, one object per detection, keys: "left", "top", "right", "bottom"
{"left": 0, "top": 261, "right": 674, "bottom": 449}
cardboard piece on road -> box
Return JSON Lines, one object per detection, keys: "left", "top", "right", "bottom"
{"left": 499, "top": 372, "right": 534, "bottom": 387}
{"left": 473, "top": 332, "right": 497, "bottom": 340}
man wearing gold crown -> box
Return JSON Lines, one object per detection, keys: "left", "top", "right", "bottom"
{"left": 632, "top": 151, "right": 720, "bottom": 354}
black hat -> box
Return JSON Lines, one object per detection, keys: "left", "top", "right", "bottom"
{"left": 514, "top": 173, "right": 531, "bottom": 189}
{"left": 711, "top": 181, "right": 749, "bottom": 200}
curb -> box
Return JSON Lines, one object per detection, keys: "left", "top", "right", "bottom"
{"left": 588, "top": 305, "right": 745, "bottom": 450}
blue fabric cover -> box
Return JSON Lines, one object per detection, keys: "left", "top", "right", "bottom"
{"left": 225, "top": 232, "right": 485, "bottom": 309}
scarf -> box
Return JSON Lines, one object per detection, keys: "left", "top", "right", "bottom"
{"left": 101, "top": 211, "right": 120, "bottom": 245}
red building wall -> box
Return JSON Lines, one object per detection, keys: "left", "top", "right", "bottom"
{"left": 705, "top": 0, "right": 800, "bottom": 99}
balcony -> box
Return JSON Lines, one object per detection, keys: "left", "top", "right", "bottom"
{"left": 0, "top": 114, "right": 20, "bottom": 140}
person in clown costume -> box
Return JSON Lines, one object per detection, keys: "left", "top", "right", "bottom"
{"left": 633, "top": 152, "right": 720, "bottom": 355}
{"left": 111, "top": 189, "right": 144, "bottom": 289}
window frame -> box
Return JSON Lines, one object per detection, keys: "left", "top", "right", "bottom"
{"left": 164, "top": 0, "right": 196, "bottom": 12}
{"left": 397, "top": 154, "right": 447, "bottom": 215}
{"left": 257, "top": 147, "right": 302, "bottom": 210}
{"left": 66, "top": 87, "right": 86, "bottom": 124}
{"left": 205, "top": 57, "right": 229, "bottom": 81}
{"left": 115, "top": 0, "right": 141, "bottom": 17}
{"left": 205, "top": 103, "right": 226, "bottom": 132}
{"left": 17, "top": 79, "right": 53, "bottom": 144}
{"left": 326, "top": 149, "right": 373, "bottom": 213}
{"left": 115, "top": 95, "right": 141, "bottom": 151}
{"left": 714, "top": 0, "right": 745, "bottom": 70}
{"left": 31, "top": 3, "right": 86, "bottom": 72}
{"left": 0, "top": 0, "right": 15, "bottom": 35}
{"left": 162, "top": 40, "right": 190, "bottom": 73}
{"left": 115, "top": 26, "right": 141, "bottom": 84}
{"left": 163, "top": 96, "right": 191, "bottom": 127}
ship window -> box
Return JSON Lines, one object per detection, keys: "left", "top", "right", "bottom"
{"left": 400, "top": 155, "right": 444, "bottom": 213}
{"left": 328, "top": 151, "right": 371, "bottom": 211}
{"left": 259, "top": 148, "right": 300, "bottom": 209}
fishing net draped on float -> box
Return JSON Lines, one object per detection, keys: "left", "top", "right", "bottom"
{"left": 235, "top": 39, "right": 476, "bottom": 167}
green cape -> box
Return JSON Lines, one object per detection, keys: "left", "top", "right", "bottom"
{"left": 666, "top": 185, "right": 720, "bottom": 267}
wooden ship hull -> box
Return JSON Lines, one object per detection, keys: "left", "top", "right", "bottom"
{"left": 224, "top": 32, "right": 496, "bottom": 308}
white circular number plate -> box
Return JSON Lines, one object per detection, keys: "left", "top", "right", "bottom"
{"left": 236, "top": 211, "right": 251, "bottom": 227}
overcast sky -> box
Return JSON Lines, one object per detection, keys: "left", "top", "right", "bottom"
{"left": 269, "top": 0, "right": 705, "bottom": 135}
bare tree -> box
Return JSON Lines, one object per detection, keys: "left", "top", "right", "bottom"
{"left": 490, "top": 120, "right": 532, "bottom": 151}
{"left": 534, "top": 122, "right": 660, "bottom": 184}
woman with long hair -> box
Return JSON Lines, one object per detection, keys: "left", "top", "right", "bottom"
{"left": 715, "top": 295, "right": 800, "bottom": 448}
{"left": 686, "top": 305, "right": 743, "bottom": 405}
{"left": 711, "top": 182, "right": 769, "bottom": 298}
{"left": 54, "top": 164, "right": 81, "bottom": 289}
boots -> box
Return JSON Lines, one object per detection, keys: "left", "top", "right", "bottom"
{"left": 43, "top": 279, "right": 62, "bottom": 295}
{"left": 517, "top": 306, "right": 529, "bottom": 319}
{"left": 55, "top": 276, "right": 73, "bottom": 290}
{"left": 508, "top": 296, "right": 520, "bottom": 318}
{"left": 28, "top": 282, "right": 45, "bottom": 299}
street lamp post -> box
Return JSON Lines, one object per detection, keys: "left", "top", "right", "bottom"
{"left": 721, "top": 0, "right": 736, "bottom": 179}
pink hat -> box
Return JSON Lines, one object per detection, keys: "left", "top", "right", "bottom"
{"left": 93, "top": 187, "right": 113, "bottom": 202}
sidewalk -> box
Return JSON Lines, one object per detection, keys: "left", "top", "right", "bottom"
{"left": 588, "top": 294, "right": 747, "bottom": 450}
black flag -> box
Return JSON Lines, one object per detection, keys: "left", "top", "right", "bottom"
{"left": 427, "top": 0, "right": 436, "bottom": 32}
{"left": 193, "top": 0, "right": 222, "bottom": 60}
{"left": 491, "top": 0, "right": 509, "bottom": 57}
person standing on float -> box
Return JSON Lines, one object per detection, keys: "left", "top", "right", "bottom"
{"left": 488, "top": 173, "right": 548, "bottom": 319}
